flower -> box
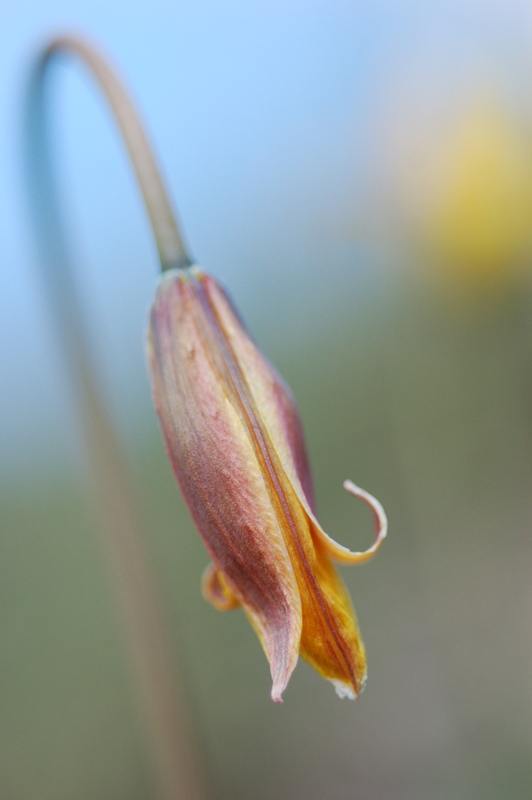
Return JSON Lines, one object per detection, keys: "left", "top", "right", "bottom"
{"left": 147, "top": 266, "right": 387, "bottom": 702}
{"left": 425, "top": 98, "right": 532, "bottom": 290}
{"left": 376, "top": 85, "right": 532, "bottom": 293}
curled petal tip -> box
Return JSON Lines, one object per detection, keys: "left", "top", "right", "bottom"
{"left": 202, "top": 562, "right": 240, "bottom": 611}
{"left": 342, "top": 480, "right": 388, "bottom": 563}
{"left": 309, "top": 479, "right": 388, "bottom": 565}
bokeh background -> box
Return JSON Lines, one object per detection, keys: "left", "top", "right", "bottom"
{"left": 2, "top": 1, "right": 532, "bottom": 798}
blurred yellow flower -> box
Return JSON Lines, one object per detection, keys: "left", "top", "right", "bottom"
{"left": 426, "top": 99, "right": 532, "bottom": 288}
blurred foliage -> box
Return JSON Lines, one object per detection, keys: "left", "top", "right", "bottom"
{"left": 3, "top": 279, "right": 532, "bottom": 799}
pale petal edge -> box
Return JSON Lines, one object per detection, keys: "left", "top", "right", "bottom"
{"left": 310, "top": 480, "right": 388, "bottom": 565}
{"left": 331, "top": 670, "right": 367, "bottom": 699}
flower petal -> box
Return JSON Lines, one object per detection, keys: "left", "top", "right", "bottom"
{"left": 196, "top": 271, "right": 368, "bottom": 696}
{"left": 148, "top": 268, "right": 303, "bottom": 701}
{"left": 202, "top": 562, "right": 240, "bottom": 611}
{"left": 309, "top": 481, "right": 388, "bottom": 565}
{"left": 197, "top": 272, "right": 317, "bottom": 512}
{"left": 203, "top": 272, "right": 387, "bottom": 566}
{"left": 298, "top": 533, "right": 367, "bottom": 698}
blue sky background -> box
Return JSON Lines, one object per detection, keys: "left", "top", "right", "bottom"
{"left": 2, "top": 0, "right": 532, "bottom": 484}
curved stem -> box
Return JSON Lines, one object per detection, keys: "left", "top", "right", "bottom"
{"left": 43, "top": 35, "right": 191, "bottom": 271}
{"left": 25, "top": 35, "right": 206, "bottom": 800}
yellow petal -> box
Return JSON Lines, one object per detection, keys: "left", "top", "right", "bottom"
{"left": 202, "top": 562, "right": 240, "bottom": 611}
{"left": 299, "top": 535, "right": 367, "bottom": 698}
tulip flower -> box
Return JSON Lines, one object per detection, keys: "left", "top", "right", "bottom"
{"left": 148, "top": 266, "right": 387, "bottom": 702}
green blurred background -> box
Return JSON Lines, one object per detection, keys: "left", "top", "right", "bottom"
{"left": 4, "top": 284, "right": 532, "bottom": 799}
{"left": 3, "top": 2, "right": 532, "bottom": 799}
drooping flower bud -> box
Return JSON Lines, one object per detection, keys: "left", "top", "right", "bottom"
{"left": 147, "top": 266, "right": 386, "bottom": 702}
